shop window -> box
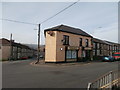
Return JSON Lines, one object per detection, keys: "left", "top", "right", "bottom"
{"left": 97, "top": 50, "right": 100, "bottom": 55}
{"left": 93, "top": 50, "right": 95, "bottom": 56}
{"left": 63, "top": 35, "right": 69, "bottom": 45}
{"left": 100, "top": 49, "right": 102, "bottom": 54}
{"left": 72, "top": 51, "right": 77, "bottom": 58}
{"left": 66, "top": 50, "right": 77, "bottom": 59}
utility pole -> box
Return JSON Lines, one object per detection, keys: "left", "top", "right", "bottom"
{"left": 10, "top": 33, "right": 13, "bottom": 61}
{"left": 35, "top": 24, "right": 40, "bottom": 64}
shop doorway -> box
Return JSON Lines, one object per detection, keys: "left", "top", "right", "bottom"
{"left": 85, "top": 50, "right": 91, "bottom": 60}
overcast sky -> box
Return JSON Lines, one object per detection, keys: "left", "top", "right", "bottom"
{"left": 1, "top": 1, "right": 119, "bottom": 44}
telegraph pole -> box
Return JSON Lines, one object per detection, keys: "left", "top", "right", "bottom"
{"left": 10, "top": 33, "right": 13, "bottom": 61}
{"left": 35, "top": 24, "right": 40, "bottom": 64}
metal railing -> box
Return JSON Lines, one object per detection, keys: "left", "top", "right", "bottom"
{"left": 88, "top": 70, "right": 120, "bottom": 90}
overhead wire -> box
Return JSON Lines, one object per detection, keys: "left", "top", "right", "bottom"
{"left": 0, "top": 18, "right": 38, "bottom": 25}
{"left": 0, "top": 0, "right": 80, "bottom": 25}
{"left": 40, "top": 0, "right": 80, "bottom": 24}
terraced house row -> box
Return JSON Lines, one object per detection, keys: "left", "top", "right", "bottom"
{"left": 44, "top": 24, "right": 120, "bottom": 63}
{"left": 0, "top": 38, "right": 36, "bottom": 61}
{"left": 93, "top": 38, "right": 120, "bottom": 60}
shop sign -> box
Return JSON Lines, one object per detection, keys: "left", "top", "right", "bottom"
{"left": 67, "top": 46, "right": 79, "bottom": 50}
{"left": 84, "top": 47, "right": 91, "bottom": 50}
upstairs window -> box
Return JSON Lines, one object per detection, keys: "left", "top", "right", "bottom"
{"left": 63, "top": 35, "right": 69, "bottom": 45}
{"left": 109, "top": 45, "right": 110, "bottom": 50}
{"left": 86, "top": 39, "right": 89, "bottom": 47}
{"left": 99, "top": 43, "right": 101, "bottom": 49}
{"left": 79, "top": 38, "right": 82, "bottom": 46}
{"left": 93, "top": 42, "right": 95, "bottom": 49}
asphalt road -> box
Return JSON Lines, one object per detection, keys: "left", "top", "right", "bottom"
{"left": 2, "top": 59, "right": 118, "bottom": 88}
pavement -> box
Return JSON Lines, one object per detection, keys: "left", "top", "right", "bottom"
{"left": 30, "top": 59, "right": 92, "bottom": 66}
{"left": 2, "top": 59, "right": 119, "bottom": 88}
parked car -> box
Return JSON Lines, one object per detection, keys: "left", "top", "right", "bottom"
{"left": 102, "top": 56, "right": 114, "bottom": 62}
{"left": 40, "top": 55, "right": 43, "bottom": 58}
{"left": 20, "top": 57, "right": 28, "bottom": 60}
{"left": 112, "top": 52, "right": 120, "bottom": 61}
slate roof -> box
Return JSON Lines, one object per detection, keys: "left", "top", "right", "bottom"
{"left": 93, "top": 38, "right": 113, "bottom": 45}
{"left": 0, "top": 38, "right": 33, "bottom": 49}
{"left": 0, "top": 38, "right": 10, "bottom": 45}
{"left": 105, "top": 41, "right": 120, "bottom": 46}
{"left": 93, "top": 38, "right": 120, "bottom": 45}
{"left": 93, "top": 38, "right": 105, "bottom": 44}
{"left": 44, "top": 24, "right": 93, "bottom": 37}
